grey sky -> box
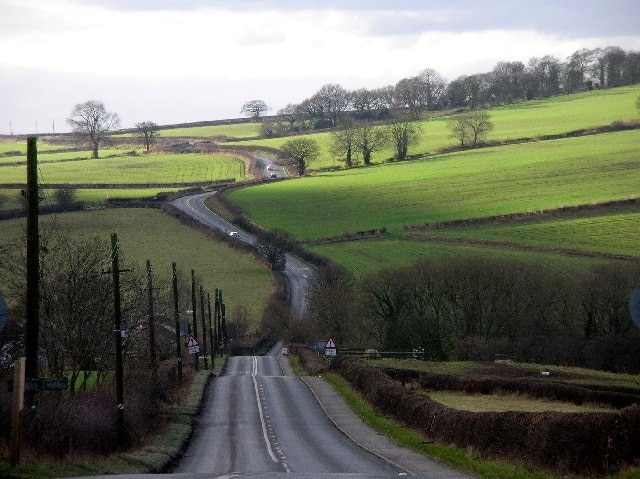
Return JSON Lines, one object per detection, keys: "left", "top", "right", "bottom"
{"left": 1, "top": 0, "right": 639, "bottom": 135}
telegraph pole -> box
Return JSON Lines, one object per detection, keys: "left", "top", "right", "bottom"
{"left": 172, "top": 263, "right": 183, "bottom": 384}
{"left": 25, "top": 136, "right": 39, "bottom": 381}
{"left": 111, "top": 233, "right": 126, "bottom": 448}
{"left": 207, "top": 293, "right": 215, "bottom": 369}
{"left": 191, "top": 270, "right": 199, "bottom": 371}
{"left": 199, "top": 286, "right": 208, "bottom": 370}
{"left": 146, "top": 260, "right": 157, "bottom": 371}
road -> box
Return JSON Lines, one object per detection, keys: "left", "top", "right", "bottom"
{"left": 174, "top": 354, "right": 402, "bottom": 476}
{"left": 170, "top": 191, "right": 313, "bottom": 317}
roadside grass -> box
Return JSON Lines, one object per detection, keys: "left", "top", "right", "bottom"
{"left": 0, "top": 209, "right": 272, "bottom": 328}
{"left": 228, "top": 130, "right": 640, "bottom": 241}
{"left": 154, "top": 122, "right": 262, "bottom": 138}
{"left": 0, "top": 153, "right": 246, "bottom": 185}
{"left": 323, "top": 373, "right": 639, "bottom": 479}
{"left": 417, "top": 210, "right": 640, "bottom": 257}
{"left": 307, "top": 239, "right": 606, "bottom": 278}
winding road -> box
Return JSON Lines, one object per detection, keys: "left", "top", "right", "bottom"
{"left": 170, "top": 191, "right": 314, "bottom": 318}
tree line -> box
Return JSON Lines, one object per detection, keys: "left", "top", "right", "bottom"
{"left": 254, "top": 45, "right": 640, "bottom": 136}
{"left": 303, "top": 257, "right": 640, "bottom": 373}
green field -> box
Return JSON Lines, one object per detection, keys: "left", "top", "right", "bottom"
{"left": 155, "top": 122, "right": 262, "bottom": 138}
{"left": 307, "top": 239, "right": 607, "bottom": 278}
{"left": 0, "top": 138, "right": 66, "bottom": 155}
{"left": 0, "top": 152, "right": 246, "bottom": 185}
{"left": 0, "top": 149, "right": 138, "bottom": 165}
{"left": 0, "top": 209, "right": 272, "bottom": 328}
{"left": 228, "top": 130, "right": 640, "bottom": 240}
{"left": 233, "top": 84, "right": 640, "bottom": 170}
{"left": 417, "top": 210, "right": 640, "bottom": 257}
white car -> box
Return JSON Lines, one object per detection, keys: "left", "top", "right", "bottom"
{"left": 229, "top": 231, "right": 239, "bottom": 238}
{"left": 267, "top": 165, "right": 275, "bottom": 171}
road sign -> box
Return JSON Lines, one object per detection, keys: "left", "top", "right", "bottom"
{"left": 324, "top": 337, "right": 337, "bottom": 356}
{"left": 630, "top": 283, "right": 640, "bottom": 329}
{"left": 185, "top": 335, "right": 200, "bottom": 354}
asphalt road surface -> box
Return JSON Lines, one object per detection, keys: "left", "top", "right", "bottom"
{"left": 170, "top": 192, "right": 313, "bottom": 317}
{"left": 174, "top": 355, "right": 402, "bottom": 476}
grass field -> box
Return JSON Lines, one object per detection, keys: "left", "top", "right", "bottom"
{"left": 307, "top": 239, "right": 608, "bottom": 278}
{"left": 233, "top": 84, "right": 640, "bottom": 170}
{"left": 0, "top": 138, "right": 66, "bottom": 155}
{"left": 417, "top": 210, "right": 640, "bottom": 257}
{"left": 428, "top": 391, "right": 613, "bottom": 413}
{"left": 0, "top": 149, "right": 137, "bottom": 165}
{"left": 0, "top": 152, "right": 246, "bottom": 185}
{"left": 0, "top": 209, "right": 272, "bottom": 329}
{"left": 228, "top": 130, "right": 640, "bottom": 240}
{"left": 154, "top": 122, "right": 262, "bottom": 138}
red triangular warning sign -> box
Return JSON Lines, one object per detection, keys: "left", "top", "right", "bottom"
{"left": 324, "top": 338, "right": 336, "bottom": 349}
{"left": 185, "top": 335, "right": 199, "bottom": 348}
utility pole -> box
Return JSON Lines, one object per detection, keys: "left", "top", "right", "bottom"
{"left": 207, "top": 293, "right": 215, "bottom": 369}
{"left": 172, "top": 263, "right": 183, "bottom": 384}
{"left": 146, "top": 260, "right": 157, "bottom": 372}
{"left": 199, "top": 286, "right": 208, "bottom": 370}
{"left": 111, "top": 233, "right": 126, "bottom": 448}
{"left": 191, "top": 270, "right": 199, "bottom": 371}
{"left": 25, "top": 136, "right": 39, "bottom": 381}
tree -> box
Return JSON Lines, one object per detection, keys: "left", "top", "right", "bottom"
{"left": 280, "top": 138, "right": 320, "bottom": 175}
{"left": 241, "top": 99, "right": 270, "bottom": 119}
{"left": 135, "top": 121, "right": 159, "bottom": 153}
{"left": 53, "top": 186, "right": 78, "bottom": 207}
{"left": 330, "top": 120, "right": 358, "bottom": 168}
{"left": 447, "top": 110, "right": 494, "bottom": 147}
{"left": 67, "top": 100, "right": 120, "bottom": 159}
{"left": 387, "top": 116, "right": 421, "bottom": 161}
{"left": 354, "top": 123, "right": 388, "bottom": 165}
{"left": 309, "top": 84, "right": 351, "bottom": 127}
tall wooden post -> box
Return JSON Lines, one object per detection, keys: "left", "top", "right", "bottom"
{"left": 146, "top": 260, "right": 157, "bottom": 371}
{"left": 199, "top": 286, "right": 208, "bottom": 370}
{"left": 207, "top": 293, "right": 215, "bottom": 368}
{"left": 25, "top": 137, "right": 39, "bottom": 380}
{"left": 172, "top": 263, "right": 183, "bottom": 384}
{"left": 191, "top": 270, "right": 199, "bottom": 371}
{"left": 111, "top": 233, "right": 126, "bottom": 448}
{"left": 10, "top": 357, "right": 25, "bottom": 466}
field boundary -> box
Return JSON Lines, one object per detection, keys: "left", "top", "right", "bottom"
{"left": 404, "top": 198, "right": 640, "bottom": 231}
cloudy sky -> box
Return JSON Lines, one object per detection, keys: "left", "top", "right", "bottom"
{"left": 1, "top": 0, "right": 639, "bottom": 135}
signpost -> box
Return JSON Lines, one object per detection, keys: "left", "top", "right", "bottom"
{"left": 185, "top": 335, "right": 200, "bottom": 355}
{"left": 324, "top": 337, "right": 337, "bottom": 357}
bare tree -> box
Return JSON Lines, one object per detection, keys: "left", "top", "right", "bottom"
{"left": 387, "top": 116, "right": 421, "bottom": 161}
{"left": 67, "top": 100, "right": 120, "bottom": 159}
{"left": 330, "top": 120, "right": 358, "bottom": 168}
{"left": 135, "top": 121, "right": 160, "bottom": 153}
{"left": 280, "top": 137, "right": 320, "bottom": 175}
{"left": 354, "top": 123, "right": 388, "bottom": 165}
{"left": 241, "top": 99, "right": 271, "bottom": 119}
{"left": 308, "top": 84, "right": 351, "bottom": 127}
{"left": 447, "top": 110, "right": 494, "bottom": 148}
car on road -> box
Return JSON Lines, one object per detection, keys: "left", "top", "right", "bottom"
{"left": 229, "top": 231, "right": 239, "bottom": 238}
{"left": 270, "top": 173, "right": 278, "bottom": 179}
{"left": 267, "top": 165, "right": 275, "bottom": 170}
